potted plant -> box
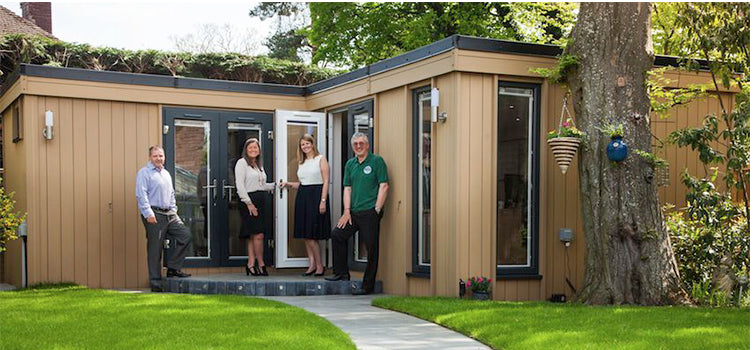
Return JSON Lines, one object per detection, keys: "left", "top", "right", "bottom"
{"left": 547, "top": 118, "right": 583, "bottom": 174}
{"left": 602, "top": 123, "right": 628, "bottom": 162}
{"left": 466, "top": 276, "right": 492, "bottom": 300}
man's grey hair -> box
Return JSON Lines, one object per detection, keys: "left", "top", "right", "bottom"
{"left": 351, "top": 132, "right": 369, "bottom": 144}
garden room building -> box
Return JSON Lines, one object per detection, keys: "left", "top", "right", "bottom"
{"left": 0, "top": 35, "right": 737, "bottom": 300}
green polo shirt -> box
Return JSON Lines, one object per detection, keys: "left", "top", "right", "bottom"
{"left": 344, "top": 153, "right": 389, "bottom": 212}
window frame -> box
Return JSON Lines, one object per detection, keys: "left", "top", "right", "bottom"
{"left": 496, "top": 81, "right": 541, "bottom": 278}
{"left": 411, "top": 86, "right": 432, "bottom": 275}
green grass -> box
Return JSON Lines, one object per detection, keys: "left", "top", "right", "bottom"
{"left": 0, "top": 285, "right": 355, "bottom": 350}
{"left": 373, "top": 296, "right": 750, "bottom": 350}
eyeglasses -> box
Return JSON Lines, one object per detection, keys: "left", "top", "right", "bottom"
{"left": 352, "top": 142, "right": 367, "bottom": 146}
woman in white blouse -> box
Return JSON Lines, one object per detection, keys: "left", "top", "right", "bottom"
{"left": 280, "top": 134, "right": 331, "bottom": 276}
{"left": 235, "top": 138, "right": 275, "bottom": 276}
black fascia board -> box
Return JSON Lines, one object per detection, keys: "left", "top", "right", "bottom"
{"left": 16, "top": 64, "right": 306, "bottom": 96}
{"left": 455, "top": 35, "right": 563, "bottom": 57}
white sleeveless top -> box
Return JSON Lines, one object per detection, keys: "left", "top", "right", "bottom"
{"left": 297, "top": 155, "right": 324, "bottom": 185}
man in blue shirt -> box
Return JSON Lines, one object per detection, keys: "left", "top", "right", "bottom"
{"left": 135, "top": 145, "right": 192, "bottom": 292}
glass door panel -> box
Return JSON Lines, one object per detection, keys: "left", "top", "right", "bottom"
{"left": 226, "top": 122, "right": 261, "bottom": 257}
{"left": 275, "top": 110, "right": 327, "bottom": 268}
{"left": 173, "top": 119, "right": 211, "bottom": 259}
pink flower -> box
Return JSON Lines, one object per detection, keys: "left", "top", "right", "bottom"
{"left": 562, "top": 121, "right": 569, "bottom": 127}
{"left": 466, "top": 281, "right": 471, "bottom": 288}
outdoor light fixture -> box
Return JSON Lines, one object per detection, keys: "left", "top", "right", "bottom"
{"left": 42, "top": 110, "right": 53, "bottom": 140}
{"left": 430, "top": 87, "right": 439, "bottom": 122}
{"left": 559, "top": 228, "right": 573, "bottom": 247}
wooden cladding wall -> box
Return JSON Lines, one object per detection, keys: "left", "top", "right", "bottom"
{"left": 1, "top": 99, "right": 27, "bottom": 286}
{"left": 540, "top": 83, "right": 737, "bottom": 302}
{"left": 24, "top": 96, "right": 160, "bottom": 288}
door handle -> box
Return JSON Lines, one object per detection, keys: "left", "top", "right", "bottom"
{"left": 211, "top": 178, "right": 218, "bottom": 204}
{"left": 279, "top": 179, "right": 284, "bottom": 199}
{"left": 222, "top": 180, "right": 235, "bottom": 202}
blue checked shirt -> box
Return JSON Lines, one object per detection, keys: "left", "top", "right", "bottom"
{"left": 135, "top": 162, "right": 177, "bottom": 218}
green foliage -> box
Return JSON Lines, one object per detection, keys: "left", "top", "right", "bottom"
{"left": 0, "top": 34, "right": 341, "bottom": 86}
{"left": 599, "top": 123, "right": 624, "bottom": 138}
{"left": 666, "top": 201, "right": 749, "bottom": 306}
{"left": 530, "top": 53, "right": 578, "bottom": 85}
{"left": 634, "top": 149, "right": 668, "bottom": 169}
{"left": 0, "top": 179, "right": 25, "bottom": 252}
{"left": 265, "top": 29, "right": 307, "bottom": 62}
{"left": 546, "top": 117, "right": 583, "bottom": 140}
{"left": 647, "top": 67, "right": 708, "bottom": 119}
{"left": 652, "top": 3, "right": 749, "bottom": 85}
{"left": 309, "top": 2, "right": 577, "bottom": 68}
{"left": 373, "top": 296, "right": 751, "bottom": 350}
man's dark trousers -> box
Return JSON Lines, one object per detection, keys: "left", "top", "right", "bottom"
{"left": 142, "top": 210, "right": 191, "bottom": 288}
{"left": 331, "top": 209, "right": 381, "bottom": 292}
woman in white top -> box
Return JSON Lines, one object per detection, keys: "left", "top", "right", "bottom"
{"left": 280, "top": 134, "right": 331, "bottom": 276}
{"left": 235, "top": 138, "right": 275, "bottom": 276}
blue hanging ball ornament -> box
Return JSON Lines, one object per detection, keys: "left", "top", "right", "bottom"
{"left": 606, "top": 136, "right": 628, "bottom": 162}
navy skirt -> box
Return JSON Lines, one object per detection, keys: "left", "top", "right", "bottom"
{"left": 293, "top": 184, "right": 331, "bottom": 240}
{"left": 239, "top": 191, "right": 267, "bottom": 238}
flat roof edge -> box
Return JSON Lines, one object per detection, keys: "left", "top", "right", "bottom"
{"left": 15, "top": 64, "right": 307, "bottom": 96}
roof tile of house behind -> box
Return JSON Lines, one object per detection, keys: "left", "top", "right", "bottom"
{"left": 0, "top": 5, "right": 54, "bottom": 38}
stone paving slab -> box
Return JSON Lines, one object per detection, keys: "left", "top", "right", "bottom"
{"left": 161, "top": 273, "right": 382, "bottom": 296}
{"left": 265, "top": 294, "right": 490, "bottom": 350}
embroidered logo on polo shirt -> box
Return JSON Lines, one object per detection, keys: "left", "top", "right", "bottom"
{"left": 363, "top": 166, "right": 372, "bottom": 174}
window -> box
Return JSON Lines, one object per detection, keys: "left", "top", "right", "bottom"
{"left": 497, "top": 83, "right": 540, "bottom": 277}
{"left": 12, "top": 104, "right": 21, "bottom": 143}
{"left": 412, "top": 87, "right": 431, "bottom": 274}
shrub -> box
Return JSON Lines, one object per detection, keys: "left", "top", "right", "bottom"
{"left": 0, "top": 179, "right": 25, "bottom": 252}
{"left": 466, "top": 276, "right": 492, "bottom": 293}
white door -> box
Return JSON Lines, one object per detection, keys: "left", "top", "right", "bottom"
{"left": 274, "top": 110, "right": 327, "bottom": 268}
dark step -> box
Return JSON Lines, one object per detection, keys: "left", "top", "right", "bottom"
{"left": 162, "top": 274, "right": 382, "bottom": 296}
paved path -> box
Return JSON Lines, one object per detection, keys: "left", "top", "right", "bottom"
{"left": 265, "top": 295, "right": 490, "bottom": 350}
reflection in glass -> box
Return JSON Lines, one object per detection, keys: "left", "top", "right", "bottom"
{"left": 174, "top": 119, "right": 210, "bottom": 258}
{"left": 418, "top": 91, "right": 431, "bottom": 266}
{"left": 227, "top": 123, "right": 261, "bottom": 257}
{"left": 287, "top": 123, "right": 318, "bottom": 259}
{"left": 497, "top": 88, "right": 533, "bottom": 266}
{"left": 353, "top": 113, "right": 369, "bottom": 261}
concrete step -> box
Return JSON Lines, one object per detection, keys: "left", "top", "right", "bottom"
{"left": 162, "top": 273, "right": 382, "bottom": 296}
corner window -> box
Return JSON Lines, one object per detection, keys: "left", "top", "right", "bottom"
{"left": 412, "top": 87, "right": 431, "bottom": 274}
{"left": 12, "top": 104, "right": 21, "bottom": 143}
{"left": 497, "top": 83, "right": 540, "bottom": 277}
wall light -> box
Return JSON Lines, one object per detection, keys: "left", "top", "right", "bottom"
{"left": 42, "top": 110, "right": 53, "bottom": 140}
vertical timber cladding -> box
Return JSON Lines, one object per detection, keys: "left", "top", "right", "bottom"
{"left": 24, "top": 96, "right": 160, "bottom": 288}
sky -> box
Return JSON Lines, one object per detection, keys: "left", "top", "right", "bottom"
{"left": 0, "top": 2, "right": 275, "bottom": 54}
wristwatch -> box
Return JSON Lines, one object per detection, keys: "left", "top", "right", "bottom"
{"left": 321, "top": 199, "right": 326, "bottom": 202}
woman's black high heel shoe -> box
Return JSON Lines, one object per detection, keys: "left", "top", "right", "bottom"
{"left": 260, "top": 265, "right": 269, "bottom": 276}
{"left": 246, "top": 265, "right": 258, "bottom": 276}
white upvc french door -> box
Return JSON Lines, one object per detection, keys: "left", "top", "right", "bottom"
{"left": 274, "top": 110, "right": 327, "bottom": 268}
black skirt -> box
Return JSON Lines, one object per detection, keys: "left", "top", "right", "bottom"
{"left": 293, "top": 184, "right": 331, "bottom": 240}
{"left": 239, "top": 191, "right": 267, "bottom": 239}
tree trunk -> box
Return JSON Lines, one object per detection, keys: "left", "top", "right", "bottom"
{"left": 565, "top": 3, "right": 687, "bottom": 305}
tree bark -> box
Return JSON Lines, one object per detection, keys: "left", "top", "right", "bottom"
{"left": 565, "top": 3, "right": 687, "bottom": 305}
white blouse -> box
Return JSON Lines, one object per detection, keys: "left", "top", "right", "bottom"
{"left": 297, "top": 155, "right": 324, "bottom": 185}
{"left": 235, "top": 159, "right": 275, "bottom": 205}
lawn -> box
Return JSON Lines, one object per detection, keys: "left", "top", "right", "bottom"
{"left": 0, "top": 285, "right": 355, "bottom": 349}
{"left": 373, "top": 296, "right": 750, "bottom": 350}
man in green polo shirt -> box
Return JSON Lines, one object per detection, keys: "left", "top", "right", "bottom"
{"left": 325, "top": 132, "right": 389, "bottom": 295}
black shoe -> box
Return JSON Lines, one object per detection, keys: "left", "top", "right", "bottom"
{"left": 351, "top": 288, "right": 373, "bottom": 296}
{"left": 167, "top": 269, "right": 191, "bottom": 278}
{"left": 150, "top": 286, "right": 163, "bottom": 293}
{"left": 246, "top": 266, "right": 258, "bottom": 276}
{"left": 324, "top": 273, "right": 350, "bottom": 281}
{"left": 302, "top": 270, "right": 315, "bottom": 277}
{"left": 313, "top": 271, "right": 325, "bottom": 277}
{"left": 260, "top": 266, "right": 269, "bottom": 276}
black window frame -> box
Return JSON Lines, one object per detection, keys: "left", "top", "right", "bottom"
{"left": 496, "top": 81, "right": 541, "bottom": 278}
{"left": 411, "top": 86, "right": 432, "bottom": 275}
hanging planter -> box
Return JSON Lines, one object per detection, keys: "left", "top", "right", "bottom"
{"left": 606, "top": 135, "right": 628, "bottom": 162}
{"left": 548, "top": 137, "right": 582, "bottom": 174}
{"left": 547, "top": 95, "right": 583, "bottom": 175}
